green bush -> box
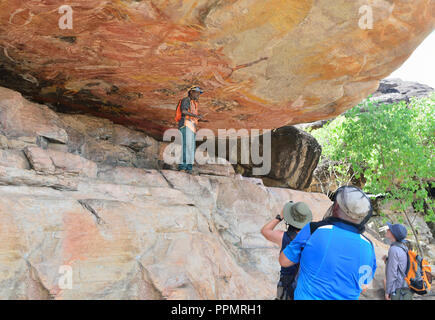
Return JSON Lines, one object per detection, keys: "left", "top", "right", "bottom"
{"left": 311, "top": 93, "right": 435, "bottom": 222}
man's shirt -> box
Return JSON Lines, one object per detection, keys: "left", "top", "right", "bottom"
{"left": 282, "top": 221, "right": 377, "bottom": 300}
{"left": 178, "top": 97, "right": 198, "bottom": 132}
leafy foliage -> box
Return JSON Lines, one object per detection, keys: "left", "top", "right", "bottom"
{"left": 310, "top": 93, "right": 435, "bottom": 222}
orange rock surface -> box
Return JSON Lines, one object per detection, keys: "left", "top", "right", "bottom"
{"left": 0, "top": 0, "right": 434, "bottom": 138}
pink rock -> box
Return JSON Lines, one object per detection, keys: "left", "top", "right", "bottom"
{"left": 23, "top": 146, "right": 56, "bottom": 174}
{"left": 0, "top": 149, "right": 30, "bottom": 170}
{"left": 24, "top": 146, "right": 97, "bottom": 178}
{"left": 97, "top": 166, "right": 169, "bottom": 187}
{"left": 47, "top": 149, "right": 98, "bottom": 179}
{"left": 0, "top": 87, "right": 68, "bottom": 143}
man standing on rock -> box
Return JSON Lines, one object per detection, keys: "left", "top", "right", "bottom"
{"left": 279, "top": 186, "right": 377, "bottom": 300}
{"left": 176, "top": 86, "right": 204, "bottom": 174}
{"left": 382, "top": 222, "right": 412, "bottom": 300}
{"left": 261, "top": 201, "right": 313, "bottom": 300}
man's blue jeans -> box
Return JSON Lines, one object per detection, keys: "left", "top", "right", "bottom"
{"left": 178, "top": 126, "right": 196, "bottom": 171}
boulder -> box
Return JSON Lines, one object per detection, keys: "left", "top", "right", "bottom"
{"left": 219, "top": 126, "right": 322, "bottom": 190}
{"left": 369, "top": 78, "right": 434, "bottom": 106}
{"left": 0, "top": 1, "right": 433, "bottom": 137}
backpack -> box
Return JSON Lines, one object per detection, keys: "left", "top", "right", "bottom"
{"left": 174, "top": 99, "right": 183, "bottom": 122}
{"left": 394, "top": 244, "right": 432, "bottom": 295}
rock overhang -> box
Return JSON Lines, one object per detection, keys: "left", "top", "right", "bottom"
{"left": 0, "top": 0, "right": 433, "bottom": 139}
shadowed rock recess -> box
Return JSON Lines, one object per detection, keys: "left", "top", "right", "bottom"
{"left": 0, "top": 1, "right": 434, "bottom": 138}
{"left": 0, "top": 86, "right": 396, "bottom": 299}
{"left": 232, "top": 126, "right": 322, "bottom": 190}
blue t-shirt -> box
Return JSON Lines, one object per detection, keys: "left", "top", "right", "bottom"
{"left": 282, "top": 221, "right": 377, "bottom": 300}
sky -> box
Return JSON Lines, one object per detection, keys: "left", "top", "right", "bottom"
{"left": 387, "top": 30, "right": 435, "bottom": 89}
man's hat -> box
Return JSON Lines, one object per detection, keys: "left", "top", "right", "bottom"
{"left": 387, "top": 222, "right": 408, "bottom": 242}
{"left": 188, "top": 85, "right": 203, "bottom": 94}
{"left": 283, "top": 201, "right": 313, "bottom": 229}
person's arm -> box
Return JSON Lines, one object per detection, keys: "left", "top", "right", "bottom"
{"left": 385, "top": 246, "right": 400, "bottom": 297}
{"left": 279, "top": 250, "right": 295, "bottom": 267}
{"left": 279, "top": 223, "right": 311, "bottom": 268}
{"left": 182, "top": 110, "right": 202, "bottom": 118}
{"left": 260, "top": 212, "right": 284, "bottom": 247}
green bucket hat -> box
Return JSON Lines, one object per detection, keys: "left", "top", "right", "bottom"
{"left": 283, "top": 201, "right": 313, "bottom": 229}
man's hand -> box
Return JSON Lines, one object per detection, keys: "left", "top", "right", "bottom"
{"left": 382, "top": 255, "right": 388, "bottom": 264}
{"left": 385, "top": 293, "right": 391, "bottom": 300}
{"left": 198, "top": 114, "right": 209, "bottom": 122}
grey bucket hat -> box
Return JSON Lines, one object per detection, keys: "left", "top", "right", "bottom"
{"left": 335, "top": 186, "right": 372, "bottom": 222}
{"left": 283, "top": 201, "right": 313, "bottom": 229}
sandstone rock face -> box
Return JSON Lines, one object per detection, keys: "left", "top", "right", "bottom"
{"left": 0, "top": 158, "right": 334, "bottom": 299}
{"left": 0, "top": 86, "right": 431, "bottom": 300}
{"left": 0, "top": 149, "right": 30, "bottom": 170}
{"left": 0, "top": 85, "right": 393, "bottom": 300}
{"left": 24, "top": 146, "right": 98, "bottom": 178}
{"left": 0, "top": 1, "right": 434, "bottom": 138}
{"left": 58, "top": 113, "right": 162, "bottom": 169}
{"left": 0, "top": 160, "right": 403, "bottom": 299}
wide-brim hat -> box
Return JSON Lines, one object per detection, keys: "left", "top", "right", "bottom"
{"left": 283, "top": 201, "right": 313, "bottom": 229}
